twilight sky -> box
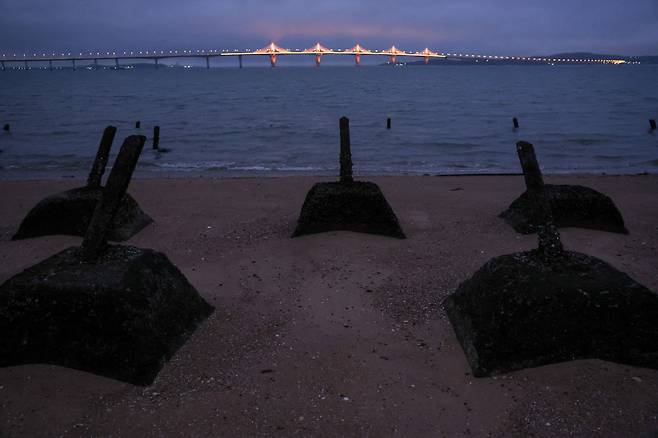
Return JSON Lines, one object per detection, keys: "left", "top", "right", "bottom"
{"left": 1, "top": 0, "right": 657, "bottom": 56}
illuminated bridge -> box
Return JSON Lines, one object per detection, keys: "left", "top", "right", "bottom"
{"left": 223, "top": 43, "right": 447, "bottom": 67}
{"left": 0, "top": 42, "right": 628, "bottom": 70}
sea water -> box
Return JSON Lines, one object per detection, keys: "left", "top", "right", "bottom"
{"left": 0, "top": 65, "right": 657, "bottom": 179}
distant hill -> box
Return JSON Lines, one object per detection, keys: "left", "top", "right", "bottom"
{"left": 405, "top": 52, "right": 658, "bottom": 66}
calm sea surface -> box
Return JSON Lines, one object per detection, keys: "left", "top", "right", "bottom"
{"left": 0, "top": 65, "right": 657, "bottom": 179}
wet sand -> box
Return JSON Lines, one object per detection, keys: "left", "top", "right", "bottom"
{"left": 0, "top": 174, "right": 657, "bottom": 437}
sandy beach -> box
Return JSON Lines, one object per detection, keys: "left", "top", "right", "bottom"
{"left": 0, "top": 174, "right": 656, "bottom": 437}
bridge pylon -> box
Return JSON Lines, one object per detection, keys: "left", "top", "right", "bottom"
{"left": 347, "top": 44, "right": 372, "bottom": 66}
{"left": 418, "top": 48, "right": 439, "bottom": 65}
{"left": 305, "top": 43, "right": 331, "bottom": 53}
{"left": 255, "top": 43, "right": 288, "bottom": 68}
{"left": 304, "top": 43, "right": 332, "bottom": 67}
{"left": 386, "top": 45, "right": 405, "bottom": 64}
{"left": 256, "top": 42, "right": 288, "bottom": 53}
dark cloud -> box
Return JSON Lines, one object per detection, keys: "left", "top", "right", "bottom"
{"left": 1, "top": 0, "right": 656, "bottom": 55}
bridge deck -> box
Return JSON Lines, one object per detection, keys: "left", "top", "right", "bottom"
{"left": 0, "top": 43, "right": 627, "bottom": 65}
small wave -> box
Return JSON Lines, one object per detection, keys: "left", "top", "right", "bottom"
{"left": 276, "top": 165, "right": 325, "bottom": 171}
{"left": 572, "top": 138, "right": 609, "bottom": 146}
{"left": 410, "top": 142, "right": 481, "bottom": 150}
{"left": 594, "top": 155, "right": 624, "bottom": 161}
{"left": 141, "top": 161, "right": 236, "bottom": 170}
{"left": 3, "top": 160, "right": 87, "bottom": 170}
{"left": 227, "top": 165, "right": 325, "bottom": 172}
{"left": 229, "top": 165, "right": 268, "bottom": 171}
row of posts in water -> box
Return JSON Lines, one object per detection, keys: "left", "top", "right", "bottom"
{"left": 2, "top": 121, "right": 162, "bottom": 150}
{"left": 359, "top": 117, "right": 656, "bottom": 131}
{"left": 4, "top": 118, "right": 657, "bottom": 134}
{"left": 133, "top": 121, "right": 160, "bottom": 149}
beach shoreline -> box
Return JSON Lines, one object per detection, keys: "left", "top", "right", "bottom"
{"left": 2, "top": 169, "right": 657, "bottom": 183}
{"left": 1, "top": 174, "right": 657, "bottom": 437}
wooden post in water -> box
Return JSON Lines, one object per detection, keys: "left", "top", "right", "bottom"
{"left": 153, "top": 126, "right": 160, "bottom": 150}
{"left": 0, "top": 61, "right": 5, "bottom": 71}
{"left": 387, "top": 118, "right": 391, "bottom": 130}
{"left": 513, "top": 117, "right": 519, "bottom": 129}
{"left": 81, "top": 135, "right": 146, "bottom": 262}
{"left": 339, "top": 117, "right": 353, "bottom": 183}
{"left": 3, "top": 124, "right": 9, "bottom": 132}
{"left": 87, "top": 126, "right": 117, "bottom": 188}
{"left": 239, "top": 55, "right": 243, "bottom": 69}
{"left": 205, "top": 57, "right": 210, "bottom": 69}
{"left": 515, "top": 141, "right": 562, "bottom": 258}
{"left": 72, "top": 59, "right": 76, "bottom": 71}
{"left": 135, "top": 121, "right": 141, "bottom": 129}
{"left": 651, "top": 120, "right": 657, "bottom": 130}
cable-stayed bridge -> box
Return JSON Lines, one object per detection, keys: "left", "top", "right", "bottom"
{"left": 0, "top": 42, "right": 628, "bottom": 70}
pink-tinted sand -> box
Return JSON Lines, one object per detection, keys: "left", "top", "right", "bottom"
{"left": 0, "top": 174, "right": 657, "bottom": 437}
